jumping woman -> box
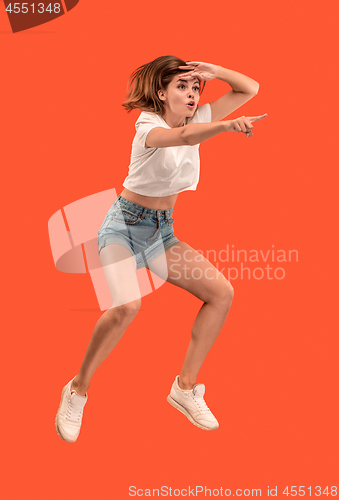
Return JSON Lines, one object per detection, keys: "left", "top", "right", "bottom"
{"left": 55, "top": 56, "right": 267, "bottom": 442}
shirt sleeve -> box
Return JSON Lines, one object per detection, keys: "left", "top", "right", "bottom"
{"left": 135, "top": 112, "right": 164, "bottom": 149}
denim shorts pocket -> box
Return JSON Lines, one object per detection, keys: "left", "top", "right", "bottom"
{"left": 112, "top": 208, "right": 141, "bottom": 225}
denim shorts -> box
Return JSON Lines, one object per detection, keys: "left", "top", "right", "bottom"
{"left": 97, "top": 195, "right": 180, "bottom": 270}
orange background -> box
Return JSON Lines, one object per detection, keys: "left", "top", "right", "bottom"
{"left": 1, "top": 1, "right": 338, "bottom": 498}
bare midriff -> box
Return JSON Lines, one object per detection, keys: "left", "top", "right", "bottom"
{"left": 120, "top": 188, "right": 178, "bottom": 210}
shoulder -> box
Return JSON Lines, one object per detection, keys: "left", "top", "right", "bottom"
{"left": 135, "top": 111, "right": 164, "bottom": 130}
{"left": 133, "top": 111, "right": 167, "bottom": 149}
{"left": 187, "top": 103, "right": 212, "bottom": 124}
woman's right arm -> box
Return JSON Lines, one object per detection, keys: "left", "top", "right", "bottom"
{"left": 145, "top": 114, "right": 267, "bottom": 148}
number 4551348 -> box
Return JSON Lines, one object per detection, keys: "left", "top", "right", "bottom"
{"left": 6, "top": 3, "right": 61, "bottom": 14}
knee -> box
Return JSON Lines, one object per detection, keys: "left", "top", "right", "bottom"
{"left": 117, "top": 299, "right": 141, "bottom": 320}
{"left": 215, "top": 280, "right": 234, "bottom": 308}
{"left": 227, "top": 281, "right": 234, "bottom": 301}
{"left": 106, "top": 299, "right": 141, "bottom": 325}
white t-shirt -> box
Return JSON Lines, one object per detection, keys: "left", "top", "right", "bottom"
{"left": 122, "top": 103, "right": 212, "bottom": 197}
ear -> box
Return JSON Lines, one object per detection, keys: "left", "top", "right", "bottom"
{"left": 158, "top": 88, "right": 167, "bottom": 102}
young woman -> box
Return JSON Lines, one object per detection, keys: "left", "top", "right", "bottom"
{"left": 55, "top": 56, "right": 267, "bottom": 443}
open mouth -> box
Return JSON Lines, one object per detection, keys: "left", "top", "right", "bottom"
{"left": 187, "top": 101, "right": 195, "bottom": 108}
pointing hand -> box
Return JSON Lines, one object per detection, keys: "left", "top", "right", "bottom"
{"left": 227, "top": 113, "right": 267, "bottom": 137}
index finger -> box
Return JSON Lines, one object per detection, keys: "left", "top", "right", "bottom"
{"left": 178, "top": 65, "right": 196, "bottom": 70}
{"left": 248, "top": 113, "right": 268, "bottom": 122}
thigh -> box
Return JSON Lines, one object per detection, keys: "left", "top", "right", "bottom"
{"left": 100, "top": 244, "right": 141, "bottom": 308}
{"left": 150, "top": 241, "right": 233, "bottom": 303}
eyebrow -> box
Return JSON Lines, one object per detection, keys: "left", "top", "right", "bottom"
{"left": 177, "top": 78, "right": 200, "bottom": 85}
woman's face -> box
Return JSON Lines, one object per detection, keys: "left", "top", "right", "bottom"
{"left": 159, "top": 74, "right": 201, "bottom": 118}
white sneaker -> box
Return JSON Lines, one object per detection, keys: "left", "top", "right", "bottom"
{"left": 167, "top": 376, "right": 219, "bottom": 431}
{"left": 55, "top": 377, "right": 88, "bottom": 443}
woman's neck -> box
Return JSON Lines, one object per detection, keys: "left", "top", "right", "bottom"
{"left": 161, "top": 110, "right": 186, "bottom": 129}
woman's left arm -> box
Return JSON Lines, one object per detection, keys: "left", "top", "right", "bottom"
{"left": 179, "top": 62, "right": 260, "bottom": 122}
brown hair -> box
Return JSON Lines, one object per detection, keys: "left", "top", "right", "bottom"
{"left": 122, "top": 55, "right": 205, "bottom": 116}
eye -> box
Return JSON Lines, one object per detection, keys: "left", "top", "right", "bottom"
{"left": 193, "top": 86, "right": 199, "bottom": 92}
{"left": 178, "top": 84, "right": 185, "bottom": 89}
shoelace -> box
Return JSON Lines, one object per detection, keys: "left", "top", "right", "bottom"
{"left": 66, "top": 398, "right": 83, "bottom": 423}
{"left": 192, "top": 394, "right": 211, "bottom": 414}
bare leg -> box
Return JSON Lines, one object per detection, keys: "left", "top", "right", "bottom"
{"left": 178, "top": 300, "right": 231, "bottom": 389}
{"left": 71, "top": 244, "right": 142, "bottom": 396}
{"left": 71, "top": 304, "right": 140, "bottom": 395}
{"left": 149, "top": 242, "right": 234, "bottom": 390}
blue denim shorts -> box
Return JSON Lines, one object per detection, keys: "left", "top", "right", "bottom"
{"left": 97, "top": 195, "right": 180, "bottom": 270}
